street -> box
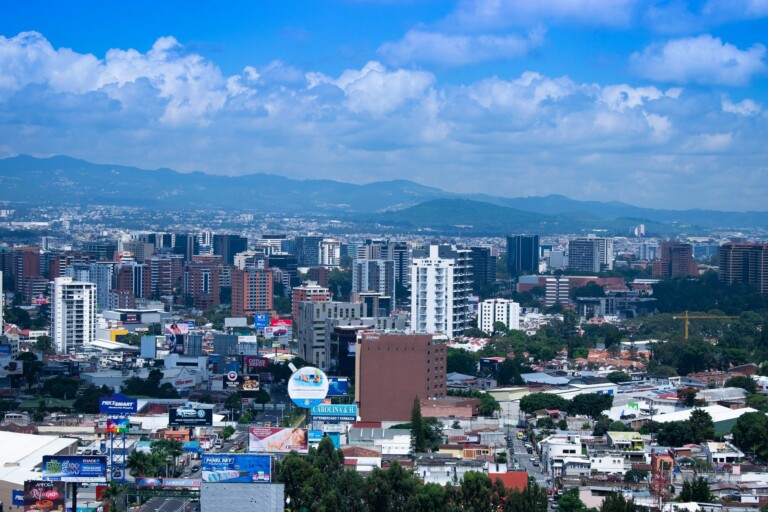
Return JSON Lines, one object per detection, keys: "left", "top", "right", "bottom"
{"left": 141, "top": 497, "right": 192, "bottom": 512}
{"left": 508, "top": 432, "right": 549, "bottom": 489}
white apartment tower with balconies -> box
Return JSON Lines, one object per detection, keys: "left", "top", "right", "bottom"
{"left": 478, "top": 299, "right": 520, "bottom": 333}
{"left": 52, "top": 277, "right": 97, "bottom": 354}
{"left": 410, "top": 244, "right": 471, "bottom": 338}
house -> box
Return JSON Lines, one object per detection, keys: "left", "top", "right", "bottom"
{"left": 413, "top": 454, "right": 486, "bottom": 485}
{"left": 702, "top": 441, "right": 744, "bottom": 465}
{"left": 341, "top": 445, "right": 382, "bottom": 473}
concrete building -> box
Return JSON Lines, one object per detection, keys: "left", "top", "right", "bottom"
{"left": 212, "top": 234, "right": 248, "bottom": 266}
{"left": 545, "top": 276, "right": 570, "bottom": 306}
{"left": 294, "top": 235, "right": 323, "bottom": 266}
{"left": 121, "top": 240, "right": 155, "bottom": 262}
{"left": 319, "top": 238, "right": 341, "bottom": 267}
{"left": 478, "top": 299, "right": 520, "bottom": 333}
{"left": 410, "top": 244, "right": 472, "bottom": 338}
{"left": 184, "top": 256, "right": 222, "bottom": 311}
{"left": 506, "top": 235, "right": 539, "bottom": 274}
{"left": 568, "top": 237, "right": 614, "bottom": 273}
{"left": 89, "top": 261, "right": 115, "bottom": 312}
{"left": 231, "top": 267, "right": 273, "bottom": 317}
{"left": 148, "top": 254, "right": 184, "bottom": 298}
{"left": 296, "top": 301, "right": 363, "bottom": 369}
{"left": 292, "top": 281, "right": 330, "bottom": 323}
{"left": 52, "top": 277, "right": 97, "bottom": 354}
{"left": 719, "top": 243, "right": 768, "bottom": 294}
{"left": 653, "top": 242, "right": 698, "bottom": 278}
{"left": 355, "top": 333, "right": 447, "bottom": 422}
{"left": 352, "top": 259, "right": 396, "bottom": 300}
{"left": 469, "top": 246, "right": 496, "bottom": 290}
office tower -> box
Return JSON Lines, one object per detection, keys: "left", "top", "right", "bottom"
{"left": 82, "top": 240, "right": 117, "bottom": 261}
{"left": 410, "top": 244, "right": 472, "bottom": 337}
{"left": 308, "top": 267, "right": 330, "bottom": 288}
{"left": 184, "top": 257, "right": 222, "bottom": 311}
{"left": 353, "top": 291, "right": 392, "bottom": 318}
{"left": 388, "top": 241, "right": 410, "bottom": 287}
{"left": 213, "top": 234, "right": 248, "bottom": 266}
{"left": 0, "top": 271, "right": 3, "bottom": 329}
{"left": 294, "top": 236, "right": 323, "bottom": 266}
{"left": 319, "top": 239, "right": 341, "bottom": 266}
{"left": 545, "top": 276, "right": 570, "bottom": 306}
{"left": 89, "top": 261, "right": 115, "bottom": 312}
{"left": 11, "top": 247, "right": 40, "bottom": 294}
{"left": 352, "top": 259, "right": 396, "bottom": 301}
{"left": 267, "top": 253, "right": 299, "bottom": 292}
{"left": 292, "top": 281, "right": 331, "bottom": 322}
{"left": 638, "top": 242, "right": 657, "bottom": 261}
{"left": 653, "top": 242, "right": 698, "bottom": 278}
{"left": 231, "top": 267, "right": 273, "bottom": 317}
{"left": 121, "top": 240, "right": 155, "bottom": 263}
{"left": 114, "top": 262, "right": 151, "bottom": 299}
{"left": 469, "top": 246, "right": 496, "bottom": 290}
{"left": 506, "top": 235, "right": 539, "bottom": 274}
{"left": 297, "top": 301, "right": 363, "bottom": 368}
{"left": 355, "top": 333, "right": 446, "bottom": 422}
{"left": 719, "top": 243, "right": 768, "bottom": 294}
{"left": 478, "top": 299, "right": 520, "bottom": 333}
{"left": 52, "top": 277, "right": 97, "bottom": 354}
{"left": 568, "top": 237, "right": 614, "bottom": 273}
{"left": 48, "top": 252, "right": 91, "bottom": 279}
{"left": 172, "top": 233, "right": 199, "bottom": 263}
{"left": 148, "top": 254, "right": 184, "bottom": 298}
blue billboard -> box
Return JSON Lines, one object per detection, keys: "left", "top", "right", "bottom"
{"left": 99, "top": 393, "right": 138, "bottom": 415}
{"left": 310, "top": 404, "right": 358, "bottom": 422}
{"left": 201, "top": 454, "right": 271, "bottom": 483}
{"left": 254, "top": 313, "right": 269, "bottom": 330}
{"left": 327, "top": 377, "right": 349, "bottom": 397}
{"left": 41, "top": 456, "right": 108, "bottom": 483}
{"left": 12, "top": 489, "right": 24, "bottom": 506}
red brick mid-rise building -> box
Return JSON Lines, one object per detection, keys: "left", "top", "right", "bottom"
{"left": 355, "top": 333, "right": 447, "bottom": 422}
{"left": 184, "top": 257, "right": 222, "bottom": 311}
{"left": 291, "top": 281, "right": 330, "bottom": 323}
{"left": 231, "top": 267, "right": 273, "bottom": 317}
{"left": 11, "top": 247, "right": 40, "bottom": 296}
{"left": 652, "top": 242, "right": 698, "bottom": 278}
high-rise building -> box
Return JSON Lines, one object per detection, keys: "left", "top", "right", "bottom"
{"left": 355, "top": 333, "right": 446, "bottom": 422}
{"left": 296, "top": 301, "right": 363, "bottom": 369}
{"left": 184, "top": 256, "right": 222, "bottom": 311}
{"left": 89, "top": 261, "right": 115, "bottom": 312}
{"left": 469, "top": 246, "right": 496, "bottom": 290}
{"left": 148, "top": 254, "right": 184, "bottom": 298}
{"left": 545, "top": 276, "right": 570, "bottom": 306}
{"left": 294, "top": 236, "right": 323, "bottom": 266}
{"left": 173, "top": 233, "right": 199, "bottom": 263}
{"left": 478, "top": 299, "right": 520, "bottom": 333}
{"left": 51, "top": 277, "right": 97, "bottom": 354}
{"left": 11, "top": 247, "right": 40, "bottom": 295}
{"left": 292, "top": 281, "right": 331, "bottom": 322}
{"left": 388, "top": 241, "right": 411, "bottom": 287}
{"left": 81, "top": 240, "right": 117, "bottom": 261}
{"left": 506, "top": 235, "right": 539, "bottom": 274}
{"left": 719, "top": 243, "right": 768, "bottom": 294}
{"left": 653, "top": 242, "right": 698, "bottom": 278}
{"left": 121, "top": 240, "right": 156, "bottom": 263}
{"left": 48, "top": 252, "right": 91, "bottom": 279}
{"left": 114, "top": 262, "right": 151, "bottom": 299}
{"left": 0, "top": 270, "right": 3, "bottom": 329}
{"left": 213, "top": 234, "right": 248, "bottom": 266}
{"left": 352, "top": 259, "right": 396, "bottom": 300}
{"left": 319, "top": 239, "right": 341, "bottom": 267}
{"left": 410, "top": 244, "right": 472, "bottom": 337}
{"left": 568, "top": 237, "right": 614, "bottom": 273}
{"left": 231, "top": 267, "right": 273, "bottom": 317}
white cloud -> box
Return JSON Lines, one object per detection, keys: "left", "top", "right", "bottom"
{"left": 630, "top": 35, "right": 767, "bottom": 86}
{"left": 722, "top": 95, "right": 762, "bottom": 116}
{"left": 307, "top": 61, "right": 434, "bottom": 116}
{"left": 378, "top": 27, "right": 544, "bottom": 66}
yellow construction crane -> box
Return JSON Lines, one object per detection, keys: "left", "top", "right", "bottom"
{"left": 672, "top": 310, "right": 738, "bottom": 340}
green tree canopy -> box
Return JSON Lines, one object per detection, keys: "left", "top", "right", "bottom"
{"left": 520, "top": 393, "right": 570, "bottom": 415}
{"left": 689, "top": 409, "right": 715, "bottom": 443}
{"left": 567, "top": 393, "right": 614, "bottom": 420}
{"left": 724, "top": 376, "right": 758, "bottom": 395}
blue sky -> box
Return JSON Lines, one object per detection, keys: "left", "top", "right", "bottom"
{"left": 0, "top": 0, "right": 766, "bottom": 210}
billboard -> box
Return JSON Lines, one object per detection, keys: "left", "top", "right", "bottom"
{"left": 287, "top": 366, "right": 329, "bottom": 408}
{"left": 202, "top": 454, "right": 271, "bottom": 483}
{"left": 169, "top": 407, "right": 213, "bottom": 426}
{"left": 99, "top": 393, "right": 138, "bottom": 415}
{"left": 248, "top": 427, "right": 308, "bottom": 454}
{"left": 165, "top": 323, "right": 188, "bottom": 354}
{"left": 24, "top": 481, "right": 65, "bottom": 512}
{"left": 310, "top": 404, "right": 358, "bottom": 422}
{"left": 41, "top": 456, "right": 108, "bottom": 483}
{"left": 135, "top": 478, "right": 201, "bottom": 487}
{"left": 0, "top": 344, "right": 23, "bottom": 378}
{"left": 224, "top": 371, "right": 259, "bottom": 391}
{"left": 254, "top": 313, "right": 269, "bottom": 330}
{"left": 264, "top": 319, "right": 292, "bottom": 340}
{"left": 243, "top": 356, "right": 269, "bottom": 374}
{"left": 106, "top": 418, "right": 130, "bottom": 433}
{"left": 327, "top": 377, "right": 349, "bottom": 397}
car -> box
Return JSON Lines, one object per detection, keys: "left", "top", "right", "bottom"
{"left": 176, "top": 408, "right": 198, "bottom": 418}
{"left": 532, "top": 460, "right": 539, "bottom": 466}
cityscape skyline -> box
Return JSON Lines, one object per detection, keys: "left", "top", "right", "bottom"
{"left": 0, "top": 1, "right": 766, "bottom": 210}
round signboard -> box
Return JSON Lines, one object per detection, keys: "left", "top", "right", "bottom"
{"left": 287, "top": 366, "right": 329, "bottom": 409}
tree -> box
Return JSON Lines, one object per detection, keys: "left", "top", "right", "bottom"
{"left": 600, "top": 493, "right": 637, "bottom": 512}
{"left": 456, "top": 471, "right": 505, "bottom": 512}
{"left": 624, "top": 470, "right": 648, "bottom": 483}
{"left": 479, "top": 393, "right": 501, "bottom": 417}
{"left": 567, "top": 393, "right": 613, "bottom": 420}
{"left": 678, "top": 388, "right": 704, "bottom": 408}
{"left": 126, "top": 450, "right": 155, "bottom": 477}
{"left": 497, "top": 358, "right": 525, "bottom": 387}
{"left": 505, "top": 480, "right": 548, "bottom": 512}
{"left": 557, "top": 489, "right": 588, "bottom": 512}
{"left": 656, "top": 421, "right": 694, "bottom": 447}
{"left": 607, "top": 371, "right": 631, "bottom": 384}
{"left": 364, "top": 461, "right": 420, "bottom": 512}
{"left": 99, "top": 482, "right": 129, "bottom": 512}
{"left": 678, "top": 477, "right": 713, "bottom": 502}
{"left": 34, "top": 335, "right": 55, "bottom": 355}
{"left": 732, "top": 412, "right": 768, "bottom": 461}
{"left": 410, "top": 397, "right": 427, "bottom": 453}
{"left": 724, "top": 376, "right": 758, "bottom": 395}
{"left": 73, "top": 385, "right": 113, "bottom": 414}
{"left": 520, "top": 393, "right": 570, "bottom": 415}
{"left": 446, "top": 348, "right": 478, "bottom": 376}
{"left": 15, "top": 351, "right": 44, "bottom": 389}
{"left": 689, "top": 409, "right": 715, "bottom": 443}
{"left": 411, "top": 483, "right": 447, "bottom": 512}
{"left": 221, "top": 425, "right": 235, "bottom": 440}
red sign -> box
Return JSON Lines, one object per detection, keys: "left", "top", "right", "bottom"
{"left": 243, "top": 356, "right": 269, "bottom": 370}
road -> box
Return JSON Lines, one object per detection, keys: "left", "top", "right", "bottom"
{"left": 142, "top": 497, "right": 191, "bottom": 512}
{"left": 508, "top": 433, "right": 549, "bottom": 489}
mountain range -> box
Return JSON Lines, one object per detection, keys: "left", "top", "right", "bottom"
{"left": 0, "top": 154, "right": 766, "bottom": 234}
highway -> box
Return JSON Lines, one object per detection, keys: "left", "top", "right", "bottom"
{"left": 141, "top": 497, "right": 192, "bottom": 512}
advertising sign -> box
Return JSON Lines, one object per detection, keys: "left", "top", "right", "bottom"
{"left": 99, "top": 393, "right": 138, "bottom": 415}
{"left": 287, "top": 366, "right": 329, "bottom": 408}
{"left": 248, "top": 427, "right": 308, "bottom": 454}
{"left": 24, "top": 481, "right": 65, "bottom": 512}
{"left": 265, "top": 318, "right": 292, "bottom": 340}
{"left": 0, "top": 344, "right": 23, "bottom": 378}
{"left": 165, "top": 323, "right": 188, "bottom": 354}
{"left": 41, "top": 456, "right": 107, "bottom": 483}
{"left": 168, "top": 407, "right": 213, "bottom": 427}
{"left": 13, "top": 489, "right": 24, "bottom": 506}
{"left": 254, "top": 313, "right": 269, "bottom": 330}
{"left": 310, "top": 404, "right": 358, "bottom": 422}
{"left": 135, "top": 478, "right": 202, "bottom": 488}
{"left": 224, "top": 371, "right": 259, "bottom": 391}
{"left": 106, "top": 418, "right": 130, "bottom": 434}
{"left": 202, "top": 454, "right": 271, "bottom": 483}
{"left": 327, "top": 377, "right": 349, "bottom": 397}
{"left": 243, "top": 355, "right": 269, "bottom": 373}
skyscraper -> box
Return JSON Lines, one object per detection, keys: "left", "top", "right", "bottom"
{"left": 410, "top": 244, "right": 472, "bottom": 337}
{"left": 231, "top": 267, "right": 273, "bottom": 317}
{"left": 52, "top": 277, "right": 97, "bottom": 354}
{"left": 213, "top": 234, "right": 248, "bottom": 266}
{"left": 469, "top": 246, "right": 497, "bottom": 290}
{"left": 294, "top": 236, "right": 323, "bottom": 266}
{"left": 568, "top": 237, "right": 614, "bottom": 273}
{"left": 506, "top": 235, "right": 539, "bottom": 274}
{"left": 653, "top": 242, "right": 698, "bottom": 278}
{"left": 352, "top": 259, "right": 396, "bottom": 300}
{"left": 719, "top": 243, "right": 768, "bottom": 294}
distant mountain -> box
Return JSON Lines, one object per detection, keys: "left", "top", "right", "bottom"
{"left": 0, "top": 154, "right": 452, "bottom": 212}
{"left": 0, "top": 154, "right": 766, "bottom": 230}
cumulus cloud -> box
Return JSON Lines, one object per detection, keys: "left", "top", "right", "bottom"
{"left": 378, "top": 27, "right": 545, "bottom": 66}
{"left": 722, "top": 95, "right": 762, "bottom": 116}
{"left": 630, "top": 35, "right": 767, "bottom": 86}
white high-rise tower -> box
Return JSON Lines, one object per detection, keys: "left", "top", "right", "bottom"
{"left": 52, "top": 277, "right": 97, "bottom": 354}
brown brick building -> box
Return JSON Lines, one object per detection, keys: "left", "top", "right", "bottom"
{"left": 355, "top": 333, "right": 447, "bottom": 422}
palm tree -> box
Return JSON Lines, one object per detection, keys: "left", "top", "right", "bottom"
{"left": 99, "top": 482, "right": 128, "bottom": 512}
{"left": 125, "top": 451, "right": 153, "bottom": 478}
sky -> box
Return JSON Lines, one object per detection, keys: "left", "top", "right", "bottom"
{"left": 0, "top": 0, "right": 766, "bottom": 211}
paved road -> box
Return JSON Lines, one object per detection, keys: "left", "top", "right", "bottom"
{"left": 508, "top": 433, "right": 549, "bottom": 489}
{"left": 142, "top": 497, "right": 190, "bottom": 512}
